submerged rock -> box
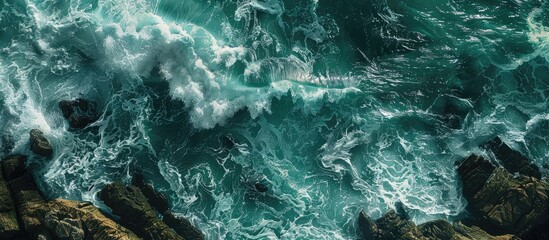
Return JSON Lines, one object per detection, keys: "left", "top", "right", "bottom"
{"left": 59, "top": 98, "right": 99, "bottom": 129}
{"left": 457, "top": 154, "right": 549, "bottom": 236}
{"left": 99, "top": 182, "right": 183, "bottom": 240}
{"left": 481, "top": 137, "right": 541, "bottom": 179}
{"left": 29, "top": 129, "right": 53, "bottom": 157}
{"left": 1, "top": 155, "right": 26, "bottom": 181}
{"left": 163, "top": 211, "right": 204, "bottom": 240}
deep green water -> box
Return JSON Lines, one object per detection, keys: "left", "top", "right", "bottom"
{"left": 1, "top": 0, "right": 549, "bottom": 239}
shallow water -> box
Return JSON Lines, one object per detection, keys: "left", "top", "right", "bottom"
{"left": 1, "top": 0, "right": 548, "bottom": 239}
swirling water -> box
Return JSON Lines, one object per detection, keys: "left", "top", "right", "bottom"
{"left": 1, "top": 0, "right": 549, "bottom": 239}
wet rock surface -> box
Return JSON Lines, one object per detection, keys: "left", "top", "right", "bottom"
{"left": 59, "top": 98, "right": 99, "bottom": 129}
{"left": 163, "top": 211, "right": 205, "bottom": 240}
{"left": 481, "top": 137, "right": 541, "bottom": 179}
{"left": 457, "top": 154, "right": 549, "bottom": 236}
{"left": 0, "top": 155, "right": 139, "bottom": 240}
{"left": 29, "top": 129, "right": 53, "bottom": 157}
{"left": 99, "top": 182, "right": 183, "bottom": 240}
{"left": 131, "top": 173, "right": 170, "bottom": 213}
{"left": 358, "top": 209, "right": 518, "bottom": 240}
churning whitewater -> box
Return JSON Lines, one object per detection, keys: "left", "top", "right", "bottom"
{"left": 1, "top": 0, "right": 549, "bottom": 239}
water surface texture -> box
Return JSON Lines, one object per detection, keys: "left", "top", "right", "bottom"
{"left": 1, "top": 0, "right": 549, "bottom": 239}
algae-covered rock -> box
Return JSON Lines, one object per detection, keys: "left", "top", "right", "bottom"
{"left": 29, "top": 129, "right": 53, "bottom": 157}
{"left": 99, "top": 182, "right": 183, "bottom": 240}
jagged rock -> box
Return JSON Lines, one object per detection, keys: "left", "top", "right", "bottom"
{"left": 481, "top": 137, "right": 541, "bottom": 179}
{"left": 1, "top": 155, "right": 26, "bottom": 181}
{"left": 163, "top": 211, "right": 204, "bottom": 240}
{"left": 1, "top": 134, "right": 14, "bottom": 154}
{"left": 29, "top": 129, "right": 53, "bottom": 157}
{"left": 358, "top": 210, "right": 377, "bottom": 240}
{"left": 59, "top": 98, "right": 98, "bottom": 129}
{"left": 358, "top": 210, "right": 518, "bottom": 240}
{"left": 44, "top": 199, "right": 139, "bottom": 240}
{"left": 131, "top": 173, "right": 169, "bottom": 213}
{"left": 0, "top": 159, "right": 19, "bottom": 239}
{"left": 457, "top": 154, "right": 549, "bottom": 236}
{"left": 99, "top": 182, "right": 183, "bottom": 240}
{"left": 452, "top": 222, "right": 518, "bottom": 240}
{"left": 3, "top": 155, "right": 139, "bottom": 240}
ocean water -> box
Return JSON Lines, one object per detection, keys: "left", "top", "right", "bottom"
{"left": 1, "top": 0, "right": 548, "bottom": 239}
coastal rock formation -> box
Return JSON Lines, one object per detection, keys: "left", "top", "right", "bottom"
{"left": 0, "top": 157, "right": 19, "bottom": 239}
{"left": 131, "top": 173, "right": 170, "bottom": 213}
{"left": 59, "top": 98, "right": 99, "bottom": 129}
{"left": 29, "top": 129, "right": 53, "bottom": 157}
{"left": 1, "top": 155, "right": 139, "bottom": 240}
{"left": 481, "top": 137, "right": 541, "bottom": 179}
{"left": 163, "top": 211, "right": 205, "bottom": 240}
{"left": 357, "top": 209, "right": 518, "bottom": 240}
{"left": 98, "top": 182, "right": 183, "bottom": 240}
{"left": 457, "top": 154, "right": 549, "bottom": 236}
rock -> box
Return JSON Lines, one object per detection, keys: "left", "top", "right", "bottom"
{"left": 1, "top": 155, "right": 26, "bottom": 181}
{"left": 254, "top": 183, "right": 268, "bottom": 192}
{"left": 131, "top": 173, "right": 170, "bottom": 213}
{"left": 44, "top": 199, "right": 139, "bottom": 240}
{"left": 374, "top": 210, "right": 422, "bottom": 240}
{"left": 59, "top": 98, "right": 98, "bottom": 129}
{"left": 163, "top": 211, "right": 204, "bottom": 240}
{"left": 457, "top": 154, "right": 549, "bottom": 236}
{"left": 4, "top": 156, "right": 139, "bottom": 240}
{"left": 0, "top": 158, "right": 20, "bottom": 239}
{"left": 428, "top": 95, "right": 473, "bottom": 129}
{"left": 417, "top": 220, "right": 459, "bottom": 240}
{"left": 452, "top": 222, "right": 518, "bottom": 240}
{"left": 357, "top": 210, "right": 519, "bottom": 240}
{"left": 220, "top": 135, "right": 235, "bottom": 149}
{"left": 98, "top": 182, "right": 183, "bottom": 240}
{"left": 481, "top": 137, "right": 541, "bottom": 179}
{"left": 358, "top": 210, "right": 377, "bottom": 240}
{"left": 29, "top": 129, "right": 53, "bottom": 157}
{"left": 1, "top": 134, "right": 14, "bottom": 155}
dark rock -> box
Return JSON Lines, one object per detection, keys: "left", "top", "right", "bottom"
{"left": 1, "top": 134, "right": 14, "bottom": 154}
{"left": 357, "top": 210, "right": 518, "bottom": 240}
{"left": 99, "top": 182, "right": 183, "bottom": 240}
{"left": 131, "top": 173, "right": 170, "bottom": 213}
{"left": 417, "top": 220, "right": 456, "bottom": 239}
{"left": 457, "top": 154, "right": 549, "bottom": 236}
{"left": 428, "top": 95, "right": 473, "bottom": 129}
{"left": 358, "top": 210, "right": 377, "bottom": 240}
{"left": 0, "top": 158, "right": 20, "bottom": 239}
{"left": 1, "top": 155, "right": 26, "bottom": 181}
{"left": 59, "top": 98, "right": 98, "bottom": 129}
{"left": 254, "top": 183, "right": 268, "bottom": 192}
{"left": 163, "top": 211, "right": 204, "bottom": 240}
{"left": 481, "top": 137, "right": 541, "bottom": 179}
{"left": 29, "top": 129, "right": 53, "bottom": 157}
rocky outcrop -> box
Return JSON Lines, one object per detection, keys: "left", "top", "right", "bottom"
{"left": 131, "top": 173, "right": 204, "bottom": 240}
{"left": 59, "top": 98, "right": 99, "bottom": 129}
{"left": 1, "top": 155, "right": 139, "bottom": 240}
{"left": 99, "top": 182, "right": 183, "bottom": 240}
{"left": 457, "top": 154, "right": 549, "bottom": 236}
{"left": 163, "top": 211, "right": 205, "bottom": 240}
{"left": 131, "top": 173, "right": 170, "bottom": 213}
{"left": 29, "top": 129, "right": 53, "bottom": 157}
{"left": 357, "top": 209, "right": 518, "bottom": 240}
{"left": 481, "top": 137, "right": 541, "bottom": 179}
{"left": 0, "top": 157, "right": 19, "bottom": 239}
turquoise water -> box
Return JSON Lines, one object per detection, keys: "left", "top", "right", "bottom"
{"left": 1, "top": 0, "right": 548, "bottom": 239}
